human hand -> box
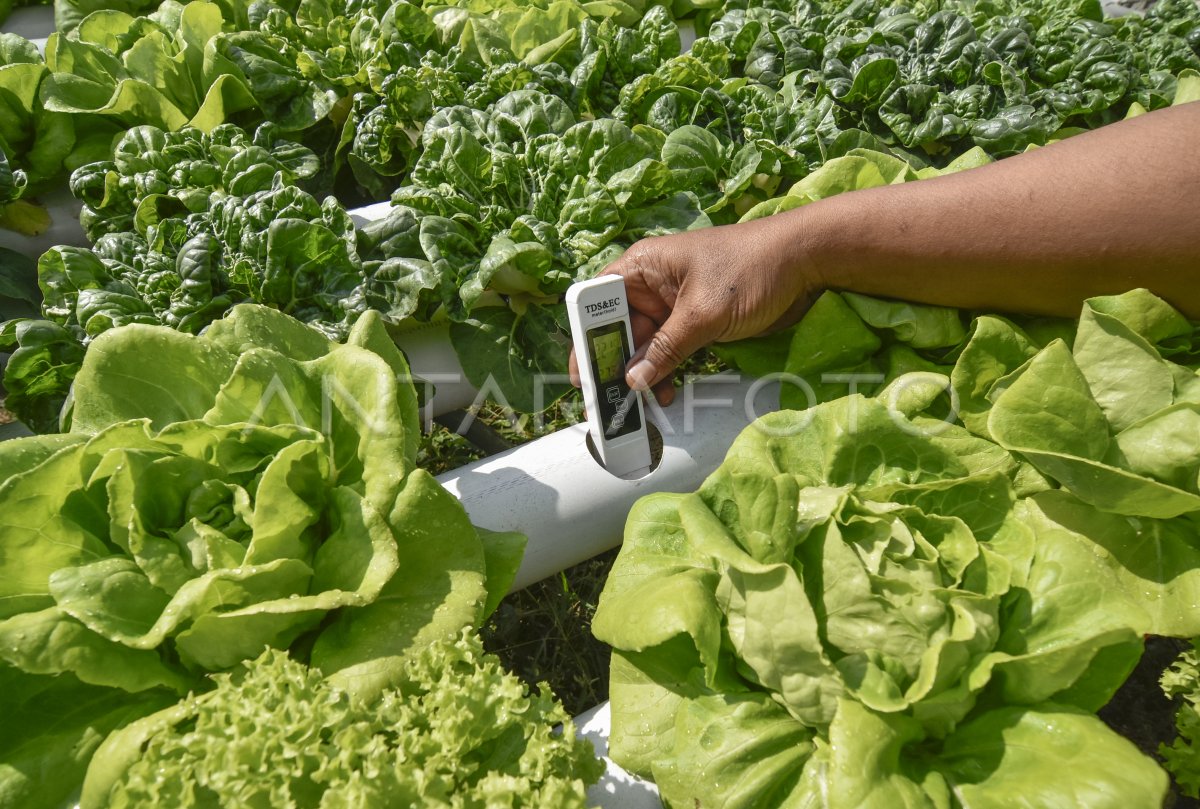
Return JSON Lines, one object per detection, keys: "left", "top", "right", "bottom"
{"left": 569, "top": 215, "right": 823, "bottom": 406}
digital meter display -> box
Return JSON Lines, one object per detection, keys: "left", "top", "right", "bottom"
{"left": 592, "top": 329, "right": 624, "bottom": 383}
{"left": 586, "top": 322, "right": 641, "bottom": 439}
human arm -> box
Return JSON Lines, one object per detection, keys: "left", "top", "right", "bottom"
{"left": 574, "top": 101, "right": 1200, "bottom": 405}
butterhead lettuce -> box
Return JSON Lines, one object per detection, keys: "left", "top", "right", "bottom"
{"left": 593, "top": 395, "right": 1168, "bottom": 807}
{"left": 0, "top": 304, "right": 525, "bottom": 809}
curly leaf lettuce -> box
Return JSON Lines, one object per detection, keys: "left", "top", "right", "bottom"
{"left": 714, "top": 282, "right": 972, "bottom": 414}
{"left": 80, "top": 633, "right": 603, "bottom": 809}
{"left": 1161, "top": 638, "right": 1200, "bottom": 799}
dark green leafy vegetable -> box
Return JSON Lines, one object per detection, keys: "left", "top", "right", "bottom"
{"left": 0, "top": 319, "right": 83, "bottom": 432}
{"left": 377, "top": 88, "right": 719, "bottom": 409}
{"left": 706, "top": 0, "right": 1200, "bottom": 158}
{"left": 71, "top": 123, "right": 321, "bottom": 242}
{"left": 0, "top": 248, "right": 39, "bottom": 322}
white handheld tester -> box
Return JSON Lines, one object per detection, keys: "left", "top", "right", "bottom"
{"left": 565, "top": 276, "right": 652, "bottom": 477}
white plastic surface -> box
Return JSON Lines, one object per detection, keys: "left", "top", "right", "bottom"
{"left": 1101, "top": 0, "right": 1152, "bottom": 15}
{"left": 575, "top": 701, "right": 663, "bottom": 809}
{"left": 0, "top": 183, "right": 87, "bottom": 258}
{"left": 0, "top": 5, "right": 53, "bottom": 38}
{"left": 678, "top": 19, "right": 696, "bottom": 51}
{"left": 437, "top": 373, "right": 780, "bottom": 591}
{"left": 388, "top": 322, "right": 482, "bottom": 424}
{"left": 347, "top": 200, "right": 394, "bottom": 226}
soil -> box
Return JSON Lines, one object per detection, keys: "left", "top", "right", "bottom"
{"left": 1100, "top": 636, "right": 1199, "bottom": 808}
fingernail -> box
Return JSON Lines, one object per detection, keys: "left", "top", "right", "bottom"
{"left": 626, "top": 360, "right": 654, "bottom": 391}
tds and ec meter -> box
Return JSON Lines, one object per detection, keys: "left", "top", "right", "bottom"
{"left": 566, "top": 276, "right": 652, "bottom": 477}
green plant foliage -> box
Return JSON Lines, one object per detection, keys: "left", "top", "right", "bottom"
{"left": 53, "top": 0, "right": 158, "bottom": 33}
{"left": 714, "top": 283, "right": 978, "bottom": 411}
{"left": 31, "top": 0, "right": 655, "bottom": 203}
{"left": 1162, "top": 639, "right": 1200, "bottom": 799}
{"left": 0, "top": 32, "right": 94, "bottom": 232}
{"left": 70, "top": 123, "right": 322, "bottom": 241}
{"left": 595, "top": 287, "right": 1200, "bottom": 807}
{"left": 6, "top": 0, "right": 1194, "bottom": 426}
{"left": 5, "top": 88, "right": 721, "bottom": 419}
{"left": 0, "top": 248, "right": 39, "bottom": 322}
{"left": 594, "top": 393, "right": 1166, "bottom": 807}
{"left": 708, "top": 0, "right": 1200, "bottom": 158}
{"left": 42, "top": 1, "right": 330, "bottom": 131}
{"left": 0, "top": 305, "right": 526, "bottom": 809}
{"left": 79, "top": 633, "right": 604, "bottom": 809}
{"left": 0, "top": 148, "right": 26, "bottom": 210}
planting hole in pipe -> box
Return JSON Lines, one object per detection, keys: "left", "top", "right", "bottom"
{"left": 585, "top": 421, "right": 663, "bottom": 480}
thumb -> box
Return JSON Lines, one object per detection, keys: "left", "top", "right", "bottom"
{"left": 625, "top": 308, "right": 717, "bottom": 391}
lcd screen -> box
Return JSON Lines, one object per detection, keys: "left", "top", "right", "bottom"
{"left": 592, "top": 329, "right": 624, "bottom": 383}
{"left": 586, "top": 321, "right": 640, "bottom": 438}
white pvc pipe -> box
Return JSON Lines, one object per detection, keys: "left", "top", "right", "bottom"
{"left": 0, "top": 184, "right": 86, "bottom": 258}
{"left": 575, "top": 701, "right": 662, "bottom": 809}
{"left": 348, "top": 200, "right": 483, "bottom": 423}
{"left": 389, "top": 323, "right": 480, "bottom": 423}
{"left": 347, "top": 200, "right": 394, "bottom": 226}
{"left": 0, "top": 5, "right": 53, "bottom": 39}
{"left": 436, "top": 374, "right": 780, "bottom": 590}
{"left": 678, "top": 19, "right": 697, "bottom": 51}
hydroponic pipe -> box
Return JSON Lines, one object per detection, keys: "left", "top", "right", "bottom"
{"left": 347, "top": 201, "right": 393, "bottom": 224}
{"left": 0, "top": 184, "right": 85, "bottom": 254}
{"left": 436, "top": 373, "right": 780, "bottom": 591}
{"left": 0, "top": 5, "right": 53, "bottom": 39}
{"left": 347, "top": 202, "right": 485, "bottom": 423}
{"left": 388, "top": 323, "right": 482, "bottom": 424}
{"left": 576, "top": 701, "right": 662, "bottom": 809}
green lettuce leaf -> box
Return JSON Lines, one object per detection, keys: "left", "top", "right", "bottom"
{"left": 80, "top": 634, "right": 602, "bottom": 809}
{"left": 595, "top": 395, "right": 1163, "bottom": 805}
{"left": 988, "top": 292, "right": 1200, "bottom": 519}
{"left": 0, "top": 305, "right": 520, "bottom": 806}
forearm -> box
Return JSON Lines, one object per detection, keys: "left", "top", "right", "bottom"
{"left": 782, "top": 102, "right": 1200, "bottom": 319}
